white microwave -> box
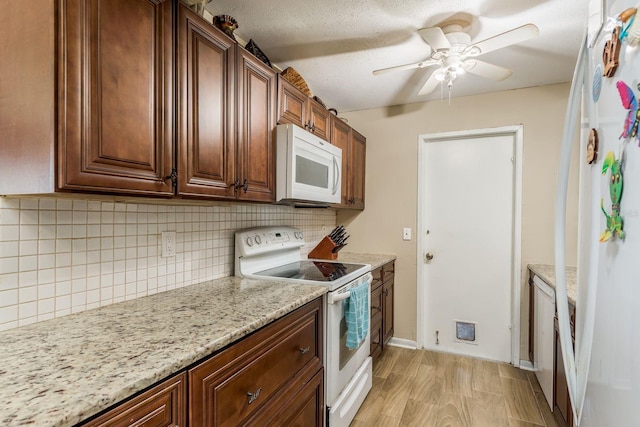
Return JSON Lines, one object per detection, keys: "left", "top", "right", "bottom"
{"left": 276, "top": 124, "right": 342, "bottom": 205}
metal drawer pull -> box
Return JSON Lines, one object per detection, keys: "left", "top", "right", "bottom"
{"left": 299, "top": 346, "right": 311, "bottom": 354}
{"left": 247, "top": 387, "right": 262, "bottom": 404}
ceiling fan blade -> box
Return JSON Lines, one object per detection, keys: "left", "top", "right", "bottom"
{"left": 465, "top": 59, "right": 513, "bottom": 81}
{"left": 418, "top": 27, "right": 452, "bottom": 51}
{"left": 418, "top": 72, "right": 441, "bottom": 95}
{"left": 466, "top": 24, "right": 539, "bottom": 56}
{"left": 372, "top": 59, "right": 437, "bottom": 76}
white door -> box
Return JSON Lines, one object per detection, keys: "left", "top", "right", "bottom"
{"left": 418, "top": 127, "right": 522, "bottom": 363}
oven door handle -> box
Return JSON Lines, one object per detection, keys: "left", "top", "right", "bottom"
{"left": 328, "top": 291, "right": 351, "bottom": 304}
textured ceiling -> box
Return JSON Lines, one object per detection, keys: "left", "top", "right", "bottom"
{"left": 205, "top": 0, "right": 588, "bottom": 113}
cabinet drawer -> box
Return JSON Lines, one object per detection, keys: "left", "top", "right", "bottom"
{"left": 371, "top": 266, "right": 383, "bottom": 290}
{"left": 246, "top": 368, "right": 324, "bottom": 426}
{"left": 189, "top": 299, "right": 322, "bottom": 427}
{"left": 370, "top": 314, "right": 383, "bottom": 360}
{"left": 382, "top": 262, "right": 395, "bottom": 284}
{"left": 81, "top": 373, "right": 186, "bottom": 427}
{"left": 370, "top": 284, "right": 383, "bottom": 319}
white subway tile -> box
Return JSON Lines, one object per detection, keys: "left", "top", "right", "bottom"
{"left": 19, "top": 240, "right": 38, "bottom": 256}
{"left": 56, "top": 280, "right": 71, "bottom": 296}
{"left": 0, "top": 257, "right": 19, "bottom": 274}
{"left": 56, "top": 200, "right": 72, "bottom": 210}
{"left": 19, "top": 271, "right": 38, "bottom": 288}
{"left": 37, "top": 297, "right": 55, "bottom": 314}
{"left": 0, "top": 241, "right": 19, "bottom": 258}
{"left": 38, "top": 268, "right": 55, "bottom": 285}
{"left": 20, "top": 199, "right": 39, "bottom": 210}
{"left": 0, "top": 289, "right": 18, "bottom": 307}
{"left": 38, "top": 255, "right": 55, "bottom": 270}
{"left": 39, "top": 199, "right": 56, "bottom": 210}
{"left": 0, "top": 305, "right": 18, "bottom": 323}
{"left": 19, "top": 301, "right": 37, "bottom": 318}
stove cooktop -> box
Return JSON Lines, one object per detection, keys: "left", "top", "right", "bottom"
{"left": 254, "top": 261, "right": 368, "bottom": 283}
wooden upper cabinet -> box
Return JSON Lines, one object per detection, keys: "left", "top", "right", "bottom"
{"left": 330, "top": 116, "right": 352, "bottom": 206}
{"left": 277, "top": 77, "right": 331, "bottom": 142}
{"left": 237, "top": 48, "right": 277, "bottom": 202}
{"left": 350, "top": 129, "right": 366, "bottom": 210}
{"left": 329, "top": 116, "right": 366, "bottom": 209}
{"left": 177, "top": 4, "right": 236, "bottom": 199}
{"left": 277, "top": 77, "right": 307, "bottom": 129}
{"left": 56, "top": 0, "right": 175, "bottom": 195}
{"left": 307, "top": 98, "right": 331, "bottom": 141}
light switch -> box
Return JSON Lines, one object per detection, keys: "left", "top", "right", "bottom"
{"left": 403, "top": 228, "right": 412, "bottom": 241}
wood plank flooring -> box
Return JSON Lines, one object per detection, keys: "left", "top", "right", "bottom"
{"left": 350, "top": 347, "right": 560, "bottom": 427}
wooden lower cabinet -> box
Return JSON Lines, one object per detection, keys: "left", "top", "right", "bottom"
{"left": 79, "top": 298, "right": 324, "bottom": 427}
{"left": 554, "top": 312, "right": 575, "bottom": 427}
{"left": 81, "top": 373, "right": 187, "bottom": 427}
{"left": 370, "top": 261, "right": 395, "bottom": 360}
{"left": 189, "top": 298, "right": 323, "bottom": 427}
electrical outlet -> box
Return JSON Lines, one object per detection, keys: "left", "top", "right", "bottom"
{"left": 403, "top": 228, "right": 412, "bottom": 241}
{"left": 162, "top": 231, "right": 176, "bottom": 258}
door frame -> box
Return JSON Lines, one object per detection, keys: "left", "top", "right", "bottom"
{"left": 416, "top": 125, "right": 523, "bottom": 366}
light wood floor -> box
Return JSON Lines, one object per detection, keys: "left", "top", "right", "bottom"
{"left": 351, "top": 346, "right": 560, "bottom": 427}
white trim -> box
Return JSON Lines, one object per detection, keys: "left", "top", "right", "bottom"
{"left": 386, "top": 337, "right": 418, "bottom": 349}
{"left": 519, "top": 360, "right": 535, "bottom": 371}
{"left": 416, "top": 125, "right": 523, "bottom": 366}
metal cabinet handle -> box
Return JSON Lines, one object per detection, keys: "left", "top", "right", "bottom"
{"left": 299, "top": 346, "right": 311, "bottom": 354}
{"left": 426, "top": 252, "right": 434, "bottom": 261}
{"left": 383, "top": 289, "right": 389, "bottom": 297}
{"left": 242, "top": 179, "right": 248, "bottom": 193}
{"left": 247, "top": 387, "right": 262, "bottom": 404}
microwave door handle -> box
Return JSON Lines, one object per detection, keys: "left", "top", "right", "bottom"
{"left": 332, "top": 156, "right": 340, "bottom": 195}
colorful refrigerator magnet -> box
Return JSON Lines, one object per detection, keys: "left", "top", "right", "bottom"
{"left": 587, "top": 128, "right": 599, "bottom": 164}
{"left": 600, "top": 151, "right": 625, "bottom": 242}
{"left": 616, "top": 81, "right": 640, "bottom": 143}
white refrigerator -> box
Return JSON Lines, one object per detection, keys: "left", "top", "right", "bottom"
{"left": 556, "top": 0, "right": 640, "bottom": 425}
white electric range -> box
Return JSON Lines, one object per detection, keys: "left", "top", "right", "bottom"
{"left": 235, "top": 226, "right": 373, "bottom": 427}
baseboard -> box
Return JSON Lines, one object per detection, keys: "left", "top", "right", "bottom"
{"left": 386, "top": 337, "right": 418, "bottom": 349}
{"left": 519, "top": 360, "right": 534, "bottom": 371}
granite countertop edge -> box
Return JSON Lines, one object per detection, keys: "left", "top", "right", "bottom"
{"left": 337, "top": 252, "right": 397, "bottom": 270}
{"left": 0, "top": 276, "right": 328, "bottom": 427}
{"left": 528, "top": 263, "right": 577, "bottom": 306}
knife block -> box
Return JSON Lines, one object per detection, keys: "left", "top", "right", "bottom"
{"left": 308, "top": 236, "right": 338, "bottom": 260}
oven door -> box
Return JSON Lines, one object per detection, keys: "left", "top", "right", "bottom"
{"left": 326, "top": 274, "right": 372, "bottom": 407}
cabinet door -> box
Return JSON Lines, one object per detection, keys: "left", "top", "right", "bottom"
{"left": 330, "top": 116, "right": 351, "bottom": 206}
{"left": 277, "top": 77, "right": 307, "bottom": 128}
{"left": 177, "top": 5, "right": 236, "bottom": 199}
{"left": 383, "top": 280, "right": 394, "bottom": 345}
{"left": 350, "top": 130, "right": 366, "bottom": 209}
{"left": 237, "top": 48, "right": 277, "bottom": 202}
{"left": 81, "top": 373, "right": 187, "bottom": 427}
{"left": 59, "top": 0, "right": 174, "bottom": 196}
{"left": 308, "top": 98, "right": 331, "bottom": 142}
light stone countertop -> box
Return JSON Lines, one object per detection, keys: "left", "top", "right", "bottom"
{"left": 0, "top": 277, "right": 327, "bottom": 427}
{"left": 336, "top": 252, "right": 396, "bottom": 270}
{"left": 528, "top": 264, "right": 577, "bottom": 306}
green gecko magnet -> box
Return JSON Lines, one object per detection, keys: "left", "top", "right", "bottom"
{"left": 600, "top": 151, "right": 625, "bottom": 242}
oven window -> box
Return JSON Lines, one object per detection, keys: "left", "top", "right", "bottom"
{"left": 295, "top": 156, "right": 329, "bottom": 188}
{"left": 339, "top": 313, "right": 359, "bottom": 370}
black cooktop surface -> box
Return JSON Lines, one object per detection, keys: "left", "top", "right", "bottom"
{"left": 254, "top": 261, "right": 367, "bottom": 282}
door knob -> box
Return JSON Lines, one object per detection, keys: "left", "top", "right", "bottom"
{"left": 426, "top": 252, "right": 434, "bottom": 261}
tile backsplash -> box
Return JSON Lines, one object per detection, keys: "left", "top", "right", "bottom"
{"left": 0, "top": 196, "right": 336, "bottom": 331}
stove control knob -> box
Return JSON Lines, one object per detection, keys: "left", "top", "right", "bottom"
{"left": 298, "top": 232, "right": 303, "bottom": 239}
{"left": 254, "top": 235, "right": 262, "bottom": 245}
{"left": 246, "top": 237, "right": 253, "bottom": 247}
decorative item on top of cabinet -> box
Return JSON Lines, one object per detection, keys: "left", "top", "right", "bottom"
{"left": 330, "top": 116, "right": 366, "bottom": 209}
{"left": 1, "top": 0, "right": 175, "bottom": 196}
{"left": 370, "top": 261, "right": 395, "bottom": 360}
{"left": 277, "top": 76, "right": 331, "bottom": 141}
{"left": 177, "top": 4, "right": 276, "bottom": 202}
{"left": 212, "top": 14, "right": 239, "bottom": 40}
{"left": 80, "top": 373, "right": 187, "bottom": 427}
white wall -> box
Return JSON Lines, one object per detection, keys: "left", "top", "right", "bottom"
{"left": 0, "top": 196, "right": 336, "bottom": 331}
{"left": 337, "top": 83, "right": 580, "bottom": 356}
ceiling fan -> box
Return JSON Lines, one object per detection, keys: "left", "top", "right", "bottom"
{"left": 373, "top": 22, "right": 540, "bottom": 96}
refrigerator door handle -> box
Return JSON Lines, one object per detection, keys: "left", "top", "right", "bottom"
{"left": 554, "top": 32, "right": 589, "bottom": 426}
